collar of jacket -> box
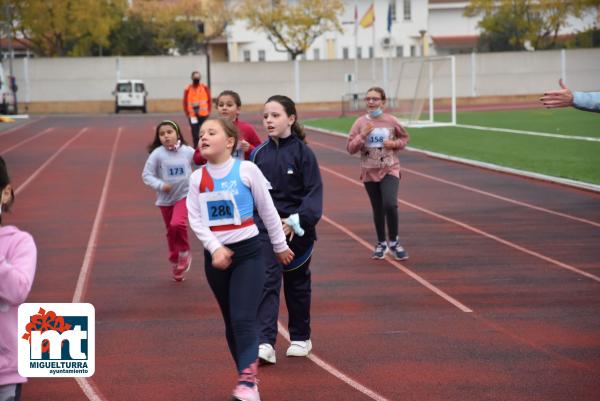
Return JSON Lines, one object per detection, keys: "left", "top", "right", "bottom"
{"left": 269, "top": 134, "right": 296, "bottom": 148}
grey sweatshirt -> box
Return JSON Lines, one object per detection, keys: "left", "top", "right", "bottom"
{"left": 142, "top": 145, "right": 195, "bottom": 206}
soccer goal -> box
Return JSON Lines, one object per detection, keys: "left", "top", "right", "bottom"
{"left": 392, "top": 55, "right": 456, "bottom": 127}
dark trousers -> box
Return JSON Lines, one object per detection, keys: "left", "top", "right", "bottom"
{"left": 189, "top": 115, "right": 208, "bottom": 148}
{"left": 257, "top": 231, "right": 312, "bottom": 346}
{"left": 204, "top": 236, "right": 265, "bottom": 373}
{"left": 364, "top": 174, "right": 400, "bottom": 242}
{"left": 0, "top": 384, "right": 21, "bottom": 401}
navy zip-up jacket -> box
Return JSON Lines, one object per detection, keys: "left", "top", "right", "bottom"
{"left": 251, "top": 134, "right": 323, "bottom": 243}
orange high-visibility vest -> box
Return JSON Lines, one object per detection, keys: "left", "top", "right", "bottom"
{"left": 183, "top": 84, "right": 210, "bottom": 117}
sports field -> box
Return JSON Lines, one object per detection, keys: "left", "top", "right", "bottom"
{"left": 306, "top": 108, "right": 600, "bottom": 185}
{"left": 2, "top": 113, "right": 599, "bottom": 401}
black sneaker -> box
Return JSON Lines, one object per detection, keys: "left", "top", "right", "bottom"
{"left": 389, "top": 241, "right": 409, "bottom": 261}
{"left": 371, "top": 242, "right": 388, "bottom": 259}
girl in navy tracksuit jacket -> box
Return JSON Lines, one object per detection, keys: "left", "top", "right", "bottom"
{"left": 251, "top": 95, "right": 323, "bottom": 363}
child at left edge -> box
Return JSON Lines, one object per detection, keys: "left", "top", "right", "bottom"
{"left": 0, "top": 155, "right": 37, "bottom": 401}
{"left": 187, "top": 117, "right": 294, "bottom": 401}
{"left": 142, "top": 120, "right": 195, "bottom": 282}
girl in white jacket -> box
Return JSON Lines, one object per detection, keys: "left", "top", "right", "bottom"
{"left": 142, "top": 120, "right": 195, "bottom": 281}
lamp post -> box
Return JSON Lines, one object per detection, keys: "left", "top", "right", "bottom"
{"left": 197, "top": 21, "right": 211, "bottom": 89}
{"left": 2, "top": 2, "right": 17, "bottom": 114}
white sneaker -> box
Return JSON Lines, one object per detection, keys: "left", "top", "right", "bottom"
{"left": 286, "top": 340, "right": 312, "bottom": 357}
{"left": 258, "top": 343, "right": 276, "bottom": 364}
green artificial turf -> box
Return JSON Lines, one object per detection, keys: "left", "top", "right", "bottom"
{"left": 305, "top": 108, "right": 600, "bottom": 184}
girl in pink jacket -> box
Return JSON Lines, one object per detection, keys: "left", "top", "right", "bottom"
{"left": 0, "top": 156, "right": 37, "bottom": 401}
{"left": 347, "top": 87, "right": 410, "bottom": 260}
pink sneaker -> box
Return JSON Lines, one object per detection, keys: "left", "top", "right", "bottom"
{"left": 232, "top": 361, "right": 259, "bottom": 401}
{"left": 232, "top": 383, "right": 260, "bottom": 401}
{"left": 173, "top": 254, "right": 192, "bottom": 282}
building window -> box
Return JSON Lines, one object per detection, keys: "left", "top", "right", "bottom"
{"left": 243, "top": 50, "right": 251, "bottom": 62}
{"left": 356, "top": 47, "right": 362, "bottom": 59}
{"left": 258, "top": 50, "right": 265, "bottom": 61}
{"left": 403, "top": 0, "right": 411, "bottom": 21}
{"left": 369, "top": 46, "right": 374, "bottom": 58}
{"left": 313, "top": 48, "right": 320, "bottom": 60}
{"left": 396, "top": 46, "right": 403, "bottom": 57}
{"left": 343, "top": 47, "right": 349, "bottom": 59}
{"left": 390, "top": 2, "right": 397, "bottom": 21}
{"left": 410, "top": 45, "right": 416, "bottom": 57}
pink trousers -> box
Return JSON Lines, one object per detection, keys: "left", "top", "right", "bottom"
{"left": 159, "top": 197, "right": 190, "bottom": 264}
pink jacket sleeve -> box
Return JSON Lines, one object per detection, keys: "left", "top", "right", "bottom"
{"left": 0, "top": 232, "right": 37, "bottom": 306}
{"left": 390, "top": 117, "right": 410, "bottom": 150}
{"left": 346, "top": 118, "right": 367, "bottom": 154}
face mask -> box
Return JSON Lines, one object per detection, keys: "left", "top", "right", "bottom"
{"left": 368, "top": 108, "right": 383, "bottom": 118}
{"left": 192, "top": 79, "right": 200, "bottom": 85}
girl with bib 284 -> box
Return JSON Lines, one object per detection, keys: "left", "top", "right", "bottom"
{"left": 187, "top": 117, "right": 294, "bottom": 401}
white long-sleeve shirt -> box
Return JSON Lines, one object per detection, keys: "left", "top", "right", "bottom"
{"left": 142, "top": 145, "right": 195, "bottom": 206}
{"left": 187, "top": 157, "right": 289, "bottom": 255}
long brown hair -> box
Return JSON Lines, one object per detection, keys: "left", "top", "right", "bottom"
{"left": 147, "top": 120, "right": 188, "bottom": 153}
{"left": 265, "top": 95, "right": 306, "bottom": 143}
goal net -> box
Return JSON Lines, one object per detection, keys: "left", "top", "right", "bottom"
{"left": 392, "top": 55, "right": 456, "bottom": 127}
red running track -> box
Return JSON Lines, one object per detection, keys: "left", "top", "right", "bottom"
{"left": 1, "top": 113, "right": 598, "bottom": 401}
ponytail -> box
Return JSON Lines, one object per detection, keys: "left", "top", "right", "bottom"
{"left": 291, "top": 121, "right": 306, "bottom": 143}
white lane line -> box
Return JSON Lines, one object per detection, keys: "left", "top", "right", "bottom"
{"left": 322, "top": 214, "right": 473, "bottom": 313}
{"left": 72, "top": 127, "right": 122, "bottom": 401}
{"left": 309, "top": 138, "right": 600, "bottom": 227}
{"left": 75, "top": 377, "right": 108, "bottom": 401}
{"left": 73, "top": 127, "right": 122, "bottom": 303}
{"left": 402, "top": 167, "right": 600, "bottom": 228}
{"left": 455, "top": 123, "right": 600, "bottom": 142}
{"left": 277, "top": 322, "right": 392, "bottom": 401}
{"left": 404, "top": 147, "right": 600, "bottom": 193}
{"left": 1, "top": 127, "right": 55, "bottom": 154}
{"left": 304, "top": 125, "right": 600, "bottom": 193}
{"left": 321, "top": 165, "right": 600, "bottom": 284}
{"left": 15, "top": 127, "right": 88, "bottom": 195}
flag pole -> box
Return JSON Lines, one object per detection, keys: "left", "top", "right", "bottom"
{"left": 354, "top": 0, "right": 358, "bottom": 93}
{"left": 371, "top": 1, "right": 376, "bottom": 81}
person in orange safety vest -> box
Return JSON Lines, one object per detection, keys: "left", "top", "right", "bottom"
{"left": 183, "top": 70, "right": 212, "bottom": 148}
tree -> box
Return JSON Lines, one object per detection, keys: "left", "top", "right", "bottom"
{"left": 465, "top": 0, "right": 600, "bottom": 52}
{"left": 105, "top": 14, "right": 166, "bottom": 56}
{"left": 131, "top": 0, "right": 231, "bottom": 55}
{"left": 567, "top": 27, "right": 600, "bottom": 48}
{"left": 240, "top": 0, "right": 344, "bottom": 60}
{"left": 7, "top": 0, "right": 127, "bottom": 56}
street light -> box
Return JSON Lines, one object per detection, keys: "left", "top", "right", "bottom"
{"left": 1, "top": 2, "right": 17, "bottom": 114}
{"left": 196, "top": 21, "right": 211, "bottom": 89}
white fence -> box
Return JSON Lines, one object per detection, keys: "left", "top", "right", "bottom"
{"left": 3, "top": 48, "right": 600, "bottom": 107}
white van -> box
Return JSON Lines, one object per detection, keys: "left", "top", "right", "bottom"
{"left": 113, "top": 79, "right": 147, "bottom": 113}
